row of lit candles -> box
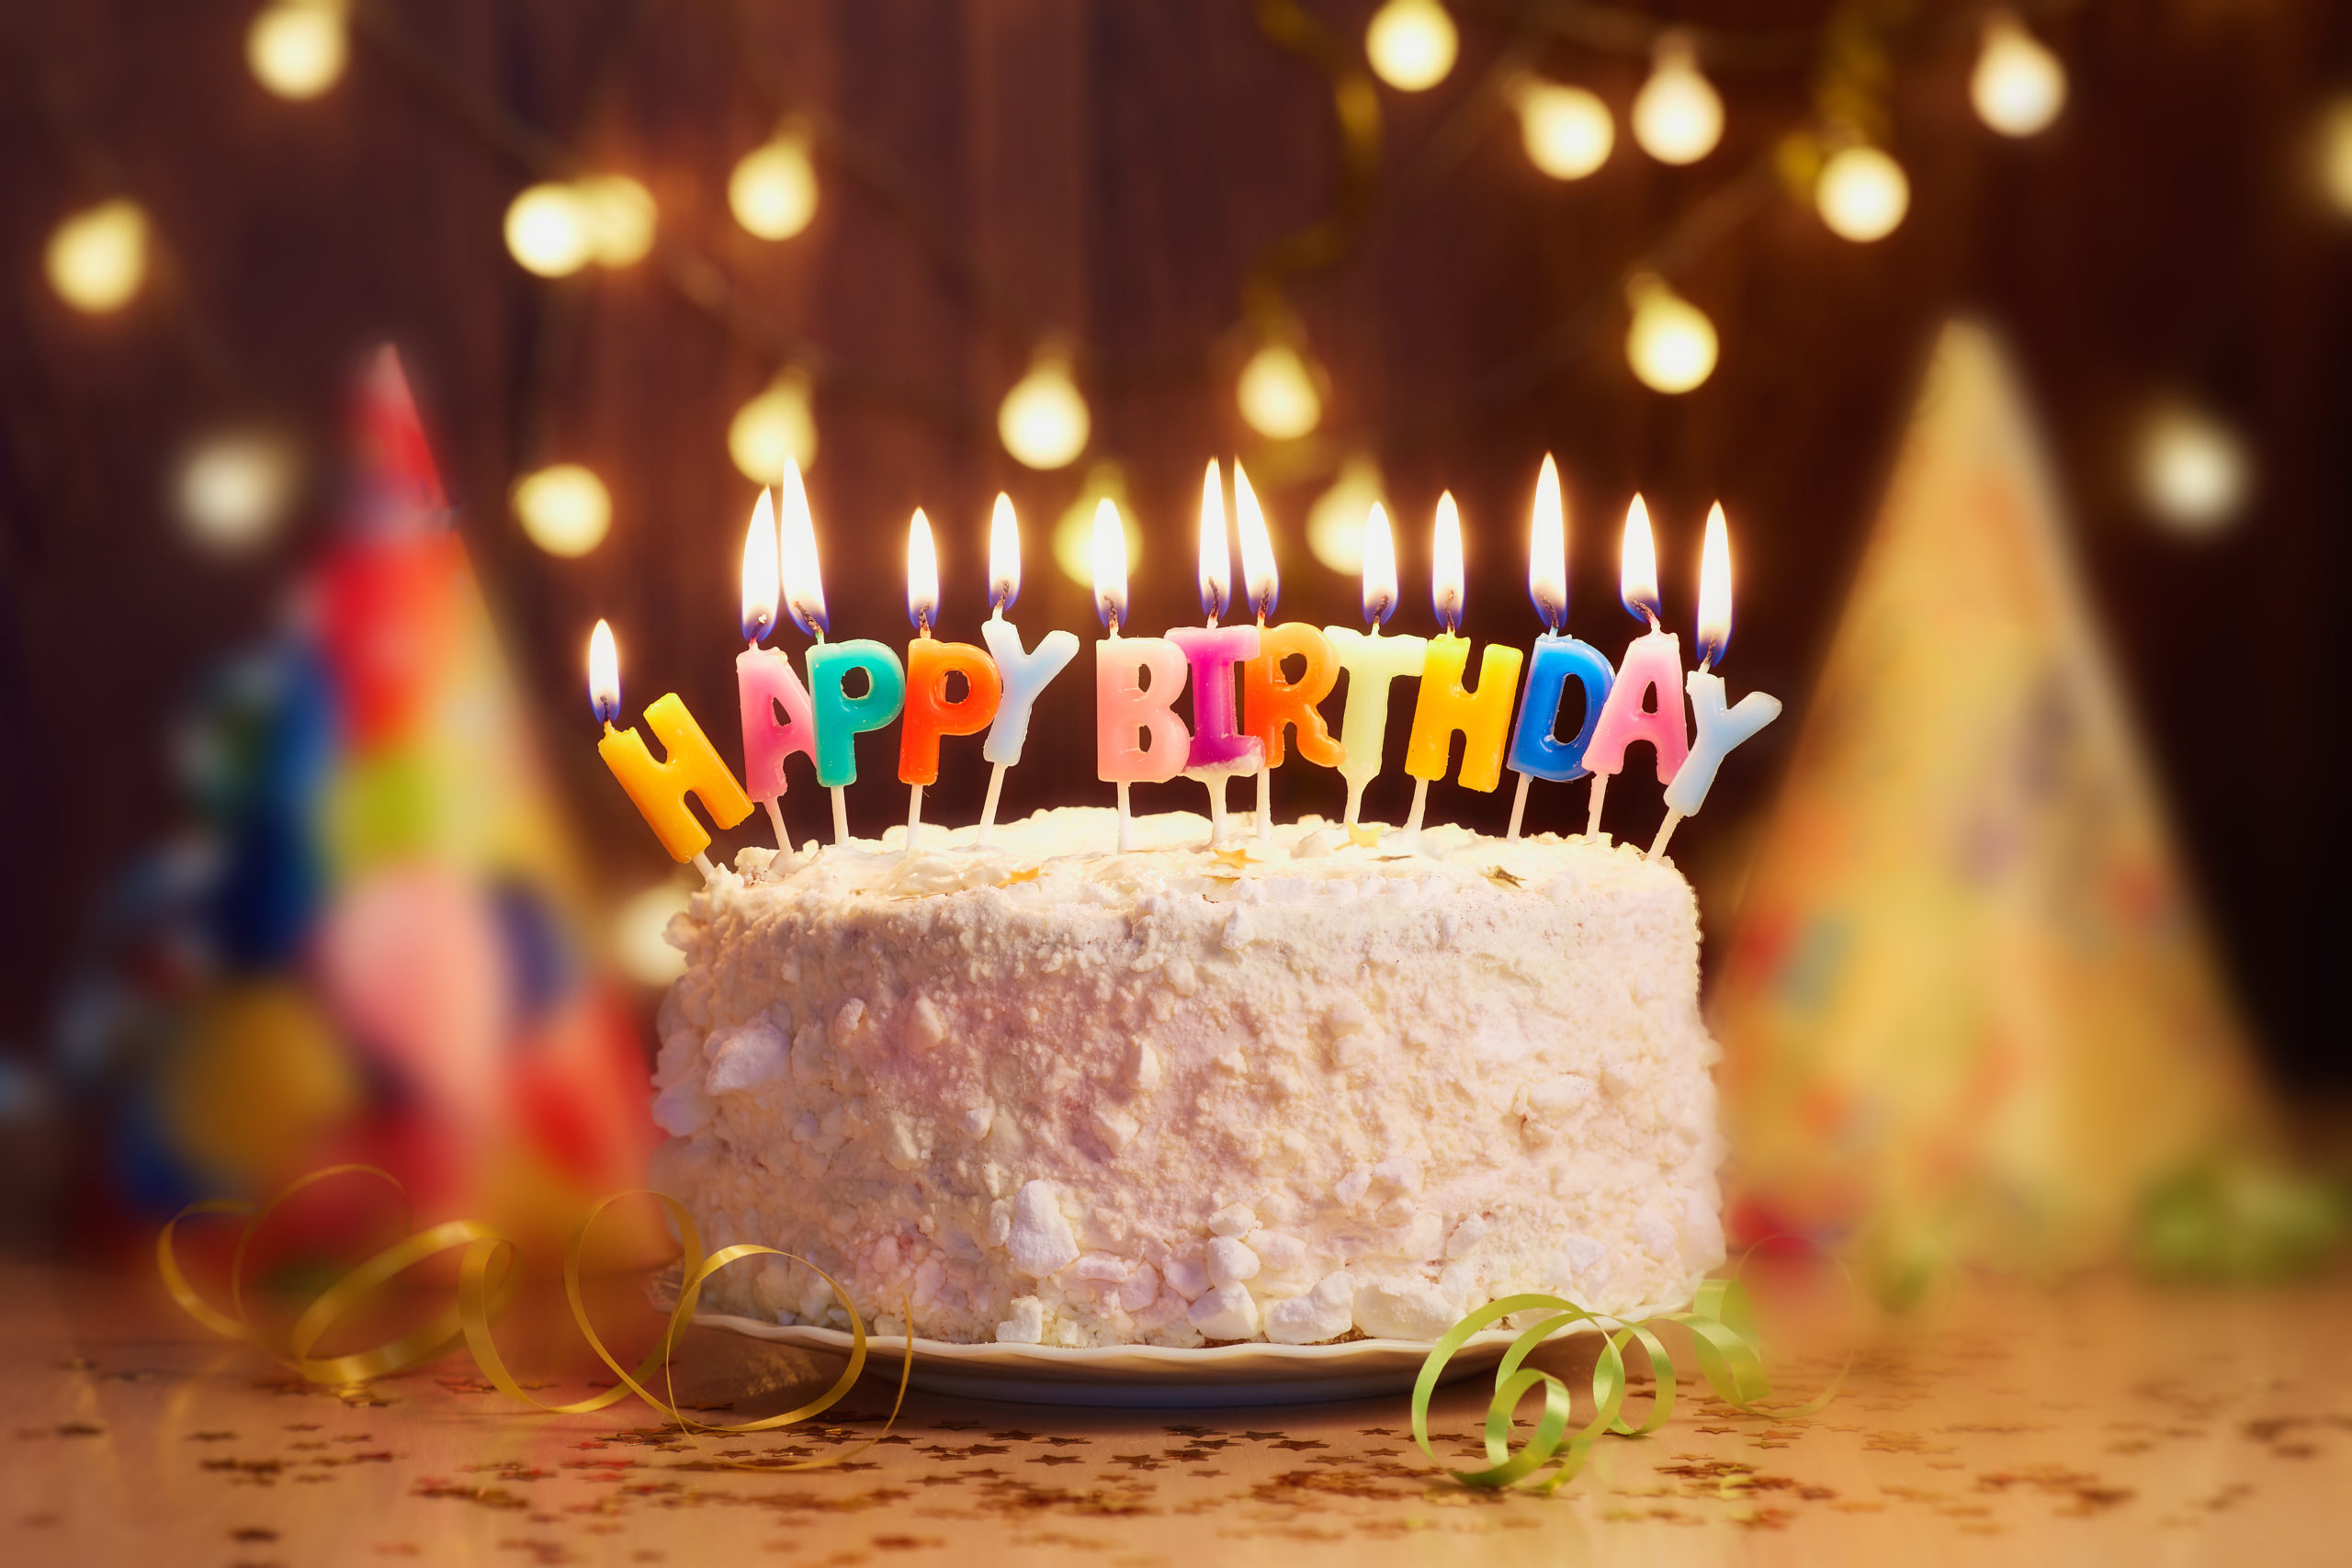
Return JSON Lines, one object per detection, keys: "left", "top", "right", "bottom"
{"left": 585, "top": 457, "right": 1781, "bottom": 874}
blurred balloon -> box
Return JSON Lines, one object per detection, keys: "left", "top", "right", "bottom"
{"left": 159, "top": 984, "right": 357, "bottom": 1186}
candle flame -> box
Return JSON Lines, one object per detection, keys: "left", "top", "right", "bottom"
{"left": 907, "top": 507, "right": 939, "bottom": 632}
{"left": 1529, "top": 454, "right": 1567, "bottom": 633}
{"left": 989, "top": 491, "right": 1021, "bottom": 614}
{"left": 1362, "top": 501, "right": 1398, "bottom": 626}
{"left": 1091, "top": 496, "right": 1128, "bottom": 631}
{"left": 1696, "top": 500, "right": 1732, "bottom": 666}
{"left": 1620, "top": 492, "right": 1662, "bottom": 625}
{"left": 776, "top": 457, "right": 829, "bottom": 637}
{"left": 587, "top": 618, "right": 620, "bottom": 724}
{"left": 1197, "top": 457, "right": 1230, "bottom": 622}
{"left": 741, "top": 488, "right": 779, "bottom": 644}
{"left": 1431, "top": 491, "right": 1465, "bottom": 635}
{"left": 1234, "top": 460, "right": 1278, "bottom": 620}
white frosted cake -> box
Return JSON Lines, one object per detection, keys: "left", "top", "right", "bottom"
{"left": 647, "top": 807, "right": 1725, "bottom": 1347}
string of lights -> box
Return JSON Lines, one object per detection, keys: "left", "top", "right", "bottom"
{"left": 32, "top": 1, "right": 2290, "bottom": 567}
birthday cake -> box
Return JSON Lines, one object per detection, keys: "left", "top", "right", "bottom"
{"left": 647, "top": 806, "right": 1724, "bottom": 1347}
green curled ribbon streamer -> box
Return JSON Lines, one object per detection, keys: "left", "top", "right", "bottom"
{"left": 1411, "top": 1274, "right": 1847, "bottom": 1493}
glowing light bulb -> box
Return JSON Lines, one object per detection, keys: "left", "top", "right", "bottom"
{"left": 1365, "top": 0, "right": 1456, "bottom": 93}
{"left": 1360, "top": 502, "right": 1399, "bottom": 626}
{"left": 728, "top": 371, "right": 816, "bottom": 484}
{"left": 504, "top": 183, "right": 593, "bottom": 277}
{"left": 1695, "top": 501, "right": 1732, "bottom": 665}
{"left": 1972, "top": 13, "right": 2066, "bottom": 139}
{"left": 45, "top": 199, "right": 148, "bottom": 313}
{"left": 1633, "top": 36, "right": 1723, "bottom": 165}
{"left": 613, "top": 880, "right": 692, "bottom": 985}
{"left": 2318, "top": 96, "right": 2352, "bottom": 217}
{"left": 2138, "top": 403, "right": 2251, "bottom": 536}
{"left": 776, "top": 457, "right": 828, "bottom": 637}
{"left": 1816, "top": 145, "right": 1910, "bottom": 242}
{"left": 1519, "top": 82, "right": 1614, "bottom": 181}
{"left": 1529, "top": 453, "right": 1567, "bottom": 632}
{"left": 1307, "top": 454, "right": 1384, "bottom": 575}
{"left": 178, "top": 431, "right": 300, "bottom": 555}
{"left": 741, "top": 489, "right": 780, "bottom": 644}
{"left": 580, "top": 175, "right": 656, "bottom": 267}
{"left": 587, "top": 619, "right": 621, "bottom": 724}
{"left": 1091, "top": 498, "right": 1129, "bottom": 630}
{"left": 1625, "top": 277, "right": 1717, "bottom": 394}
{"left": 514, "top": 464, "right": 611, "bottom": 558}
{"left": 1234, "top": 462, "right": 1278, "bottom": 620}
{"left": 1619, "top": 494, "right": 1661, "bottom": 624}
{"left": 247, "top": 1, "right": 348, "bottom": 101}
{"left": 1238, "top": 342, "right": 1323, "bottom": 441}
{"left": 998, "top": 353, "right": 1090, "bottom": 470}
{"left": 989, "top": 492, "right": 1022, "bottom": 613}
{"left": 729, "top": 130, "right": 818, "bottom": 241}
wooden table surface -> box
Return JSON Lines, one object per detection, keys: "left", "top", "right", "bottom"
{"left": 6, "top": 1258, "right": 2346, "bottom": 1566}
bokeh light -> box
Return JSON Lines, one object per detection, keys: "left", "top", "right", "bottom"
{"left": 1972, "top": 12, "right": 2067, "bottom": 139}
{"left": 1052, "top": 466, "right": 1141, "bottom": 589}
{"left": 1625, "top": 277, "right": 1717, "bottom": 394}
{"left": 2138, "top": 403, "right": 2251, "bottom": 536}
{"left": 1307, "top": 454, "right": 1385, "bottom": 576}
{"left": 1632, "top": 38, "right": 1723, "bottom": 165}
{"left": 1238, "top": 341, "right": 1324, "bottom": 441}
{"left": 998, "top": 354, "right": 1091, "bottom": 470}
{"left": 729, "top": 131, "right": 819, "bottom": 241}
{"left": 1364, "top": 0, "right": 1456, "bottom": 94}
{"left": 580, "top": 175, "right": 656, "bottom": 267}
{"left": 177, "top": 431, "right": 301, "bottom": 555}
{"left": 613, "top": 881, "right": 692, "bottom": 986}
{"left": 1816, "top": 146, "right": 1911, "bottom": 243}
{"left": 246, "top": 1, "right": 349, "bottom": 102}
{"left": 2317, "top": 96, "right": 2352, "bottom": 218}
{"left": 728, "top": 372, "right": 817, "bottom": 483}
{"left": 45, "top": 199, "right": 150, "bottom": 314}
{"left": 1519, "top": 82, "right": 1613, "bottom": 181}
{"left": 513, "top": 463, "right": 612, "bottom": 557}
{"left": 503, "top": 183, "right": 593, "bottom": 277}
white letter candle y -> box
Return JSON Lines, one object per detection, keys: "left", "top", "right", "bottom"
{"left": 1648, "top": 502, "right": 1780, "bottom": 860}
{"left": 976, "top": 493, "right": 1079, "bottom": 845}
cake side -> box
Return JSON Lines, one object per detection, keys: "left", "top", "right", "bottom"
{"left": 648, "top": 807, "right": 1724, "bottom": 1346}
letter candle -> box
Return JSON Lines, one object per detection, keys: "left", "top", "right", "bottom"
{"left": 1504, "top": 455, "right": 1615, "bottom": 841}
{"left": 736, "top": 489, "right": 819, "bottom": 851}
{"left": 780, "top": 460, "right": 907, "bottom": 846}
{"left": 977, "top": 492, "right": 1079, "bottom": 845}
{"left": 588, "top": 618, "right": 753, "bottom": 880}
{"left": 1402, "top": 492, "right": 1524, "bottom": 844}
{"left": 1648, "top": 502, "right": 1781, "bottom": 861}
{"left": 1093, "top": 497, "right": 1191, "bottom": 852}
{"left": 1236, "top": 461, "right": 1340, "bottom": 840}
{"left": 1581, "top": 495, "right": 1690, "bottom": 841}
{"left": 1169, "top": 459, "right": 1263, "bottom": 846}
{"left": 1324, "top": 503, "right": 1427, "bottom": 829}
{"left": 899, "top": 509, "right": 1002, "bottom": 854}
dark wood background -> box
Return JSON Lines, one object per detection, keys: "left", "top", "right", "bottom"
{"left": 2, "top": 1, "right": 2346, "bottom": 1086}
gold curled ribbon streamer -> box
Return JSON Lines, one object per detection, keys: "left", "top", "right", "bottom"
{"left": 1410, "top": 1268, "right": 1850, "bottom": 1493}
{"left": 160, "top": 1171, "right": 910, "bottom": 1467}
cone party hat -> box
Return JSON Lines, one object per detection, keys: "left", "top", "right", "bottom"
{"left": 1712, "top": 321, "right": 2273, "bottom": 1273}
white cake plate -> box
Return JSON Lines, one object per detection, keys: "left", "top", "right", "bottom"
{"left": 692, "top": 1314, "right": 1600, "bottom": 1407}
